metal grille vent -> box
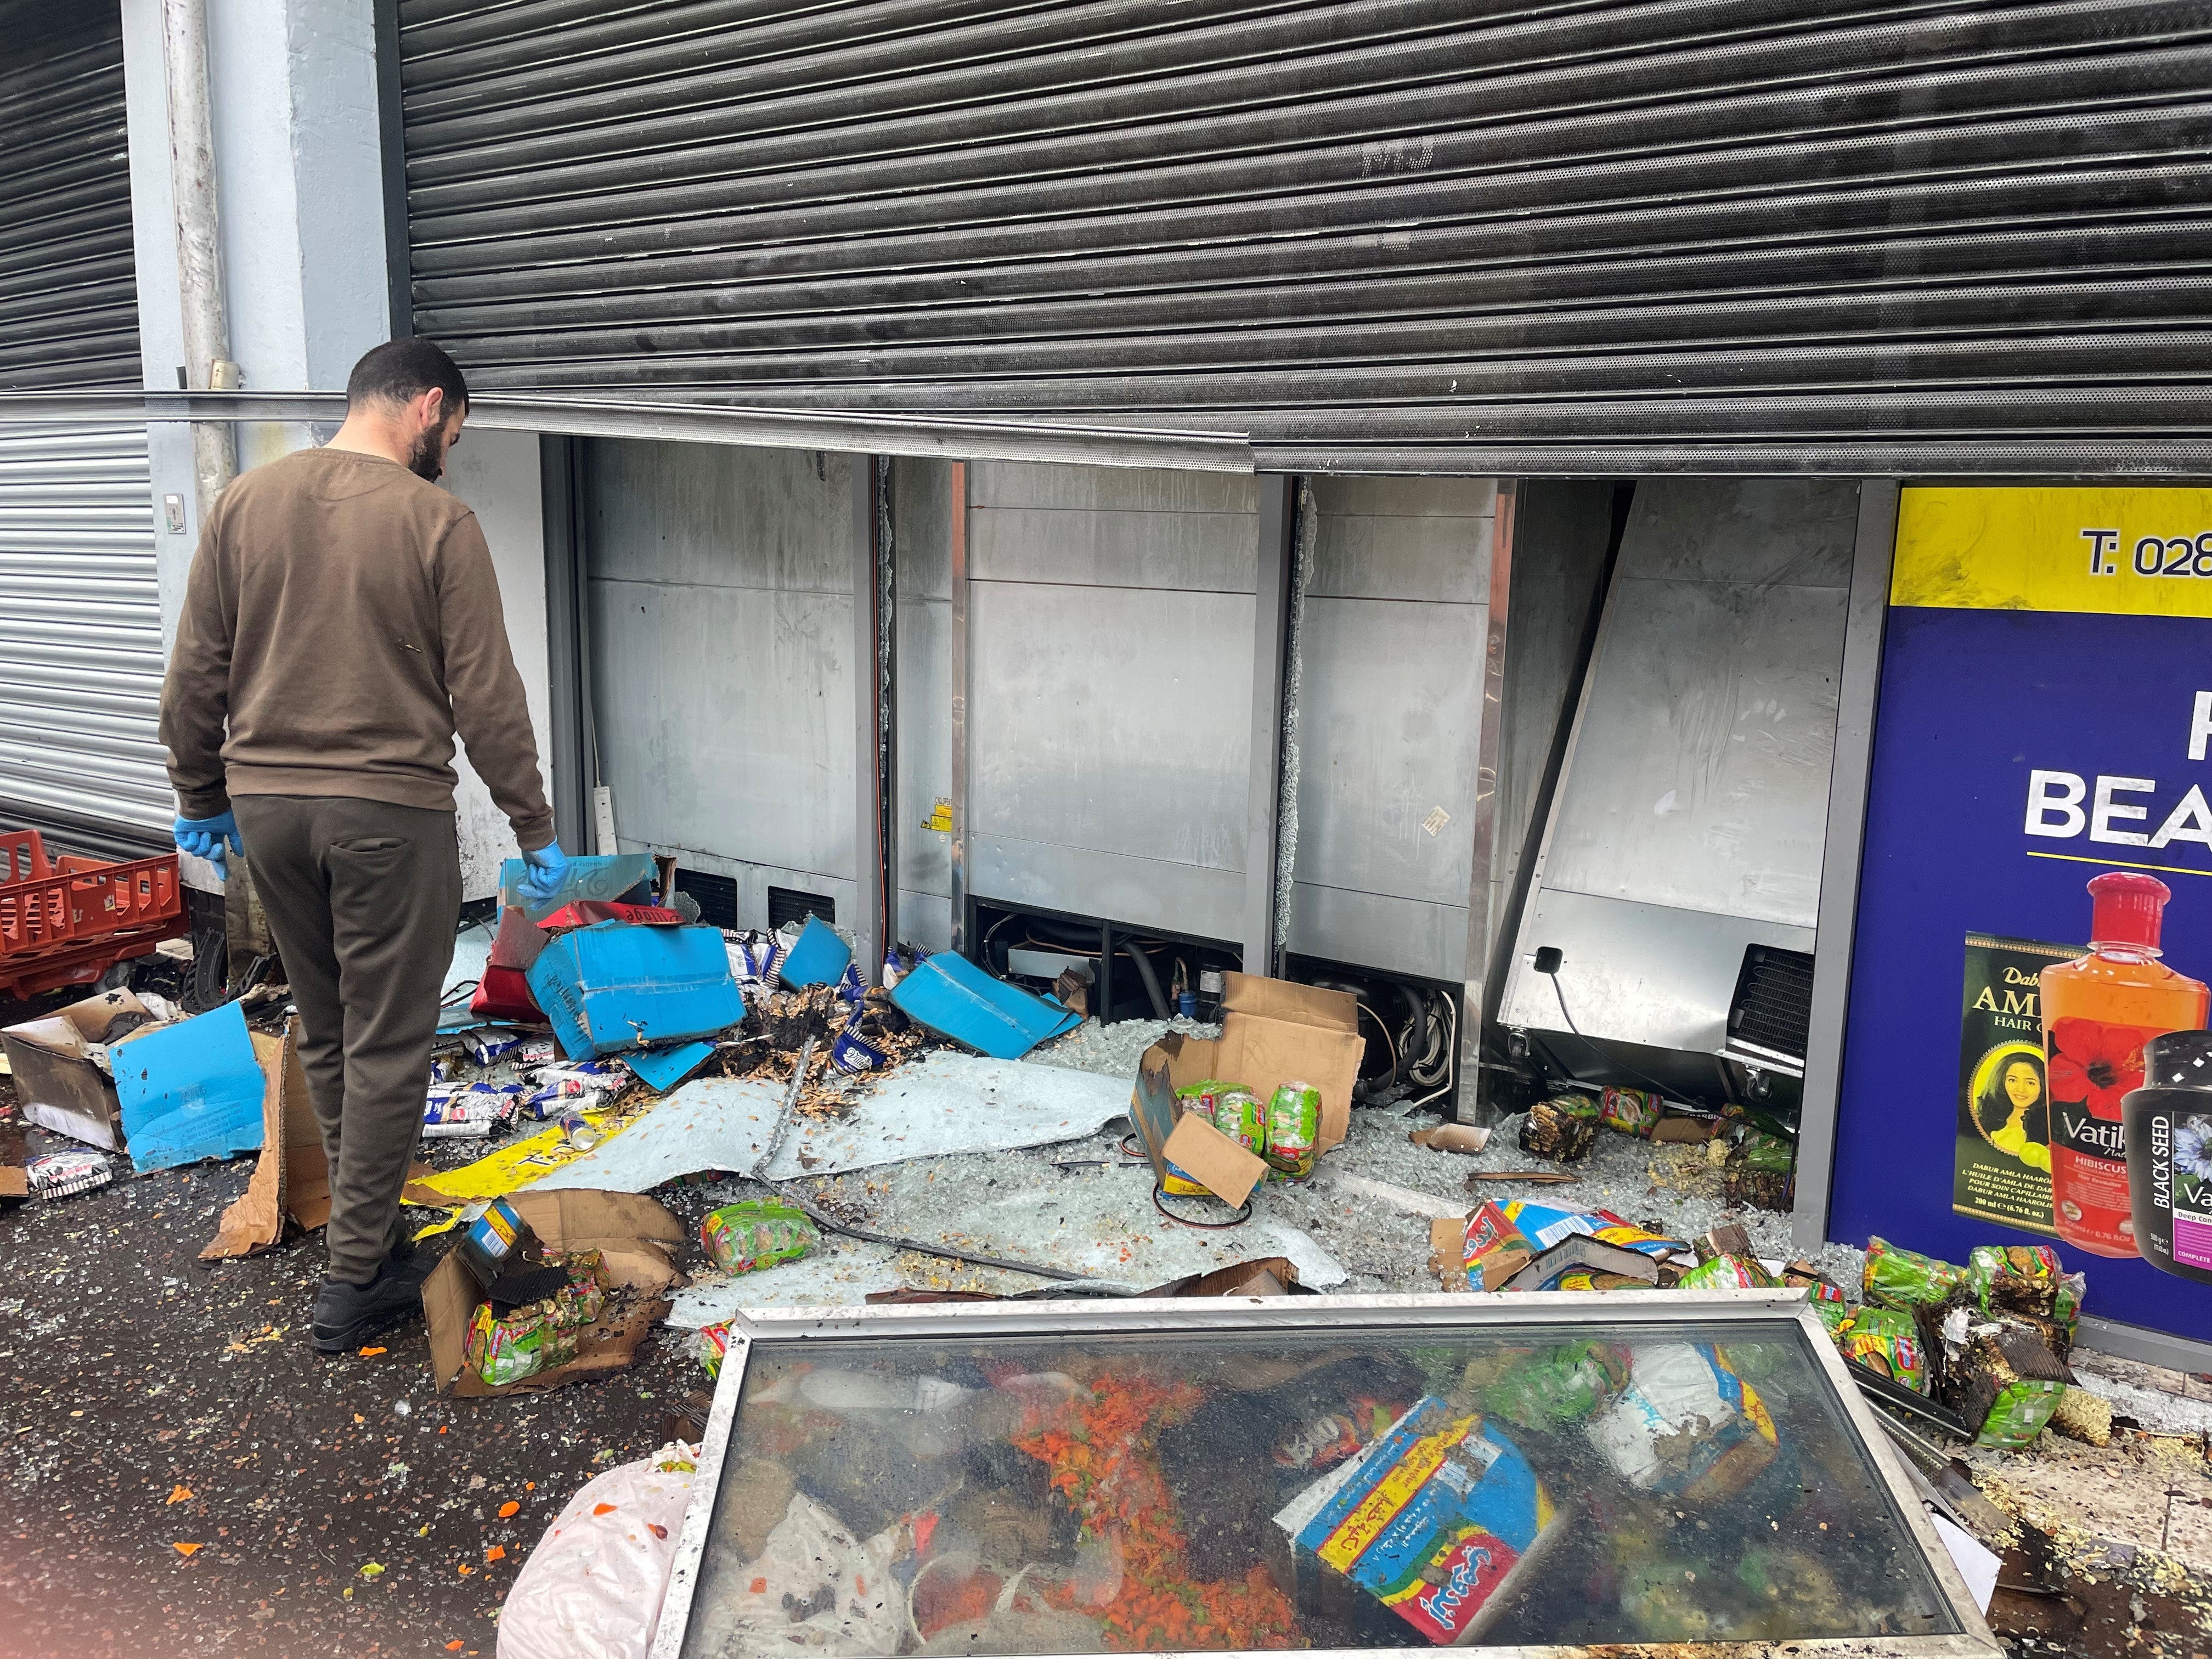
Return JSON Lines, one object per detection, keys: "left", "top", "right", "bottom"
{"left": 1726, "top": 944, "right": 1816, "bottom": 1073}
{"left": 766, "top": 884, "right": 835, "bottom": 930}
{"left": 395, "top": 0, "right": 2212, "bottom": 473}
{"left": 675, "top": 867, "right": 740, "bottom": 930}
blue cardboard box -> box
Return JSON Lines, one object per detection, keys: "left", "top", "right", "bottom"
{"left": 527, "top": 921, "right": 745, "bottom": 1060}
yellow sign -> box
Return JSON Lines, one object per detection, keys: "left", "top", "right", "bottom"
{"left": 1893, "top": 486, "right": 2212, "bottom": 618}
{"left": 922, "top": 798, "right": 953, "bottom": 833}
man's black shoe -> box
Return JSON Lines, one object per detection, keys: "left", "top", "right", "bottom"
{"left": 310, "top": 1257, "right": 425, "bottom": 1355}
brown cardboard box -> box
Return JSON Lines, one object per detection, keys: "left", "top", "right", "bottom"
{"left": 1, "top": 989, "right": 163, "bottom": 1150}
{"left": 1135, "top": 973, "right": 1367, "bottom": 1155}
{"left": 425, "top": 1190, "right": 686, "bottom": 1398}
{"left": 202, "top": 1019, "right": 334, "bottom": 1259}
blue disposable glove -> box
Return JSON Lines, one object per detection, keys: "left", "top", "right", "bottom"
{"left": 517, "top": 841, "right": 569, "bottom": 905}
{"left": 173, "top": 810, "right": 244, "bottom": 878}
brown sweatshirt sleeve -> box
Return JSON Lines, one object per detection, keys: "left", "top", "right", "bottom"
{"left": 158, "top": 506, "right": 235, "bottom": 820}
{"left": 436, "top": 512, "right": 556, "bottom": 851}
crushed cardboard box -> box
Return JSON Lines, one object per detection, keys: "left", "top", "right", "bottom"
{"left": 1136, "top": 973, "right": 1366, "bottom": 1154}
{"left": 202, "top": 1019, "right": 336, "bottom": 1259}
{"left": 425, "top": 1189, "right": 686, "bottom": 1398}
{"left": 1, "top": 988, "right": 165, "bottom": 1150}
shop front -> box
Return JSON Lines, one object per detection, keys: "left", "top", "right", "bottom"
{"left": 1827, "top": 486, "right": 2212, "bottom": 1351}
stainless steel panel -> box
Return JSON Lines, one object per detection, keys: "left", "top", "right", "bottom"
{"left": 1616, "top": 476, "right": 1859, "bottom": 588}
{"left": 969, "top": 461, "right": 1257, "bottom": 514}
{"left": 1497, "top": 886, "right": 1815, "bottom": 1053}
{"left": 0, "top": 426, "right": 168, "bottom": 834}
{"left": 1308, "top": 476, "right": 1496, "bottom": 602}
{"left": 895, "top": 458, "right": 953, "bottom": 911}
{"left": 969, "top": 577, "right": 1253, "bottom": 878}
{"left": 970, "top": 458, "right": 1257, "bottom": 593}
{"left": 969, "top": 832, "right": 1244, "bottom": 943}
{"left": 1293, "top": 592, "right": 1486, "bottom": 909}
{"left": 585, "top": 438, "right": 857, "bottom": 906}
{"left": 1289, "top": 881, "right": 1468, "bottom": 982}
{"left": 1539, "top": 575, "right": 1849, "bottom": 930}
{"left": 586, "top": 438, "right": 855, "bottom": 594}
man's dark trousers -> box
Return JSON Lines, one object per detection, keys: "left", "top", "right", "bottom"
{"left": 232, "top": 796, "right": 460, "bottom": 1285}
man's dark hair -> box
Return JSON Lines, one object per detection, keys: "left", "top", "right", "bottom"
{"left": 346, "top": 338, "right": 470, "bottom": 414}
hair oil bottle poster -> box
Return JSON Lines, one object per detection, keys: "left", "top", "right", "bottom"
{"left": 1832, "top": 483, "right": 2212, "bottom": 1342}
{"left": 1955, "top": 934, "right": 2073, "bottom": 1234}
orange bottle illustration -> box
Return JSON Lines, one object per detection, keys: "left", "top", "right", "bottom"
{"left": 2040, "top": 872, "right": 2210, "bottom": 1257}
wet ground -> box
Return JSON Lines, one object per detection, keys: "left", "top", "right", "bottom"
{"left": 3, "top": 997, "right": 2209, "bottom": 1657}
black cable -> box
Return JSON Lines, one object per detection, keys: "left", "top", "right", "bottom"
{"left": 1541, "top": 969, "right": 1693, "bottom": 1106}
{"left": 1150, "top": 1182, "right": 1252, "bottom": 1229}
{"left": 1117, "top": 939, "right": 1172, "bottom": 1020}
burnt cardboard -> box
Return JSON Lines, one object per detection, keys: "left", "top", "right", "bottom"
{"left": 202, "top": 1029, "right": 295, "bottom": 1259}
{"left": 425, "top": 1189, "right": 686, "bottom": 1398}
{"left": 1409, "top": 1123, "right": 1491, "bottom": 1156}
{"left": 202, "top": 1018, "right": 337, "bottom": 1257}
{"left": 2, "top": 989, "right": 160, "bottom": 1150}
{"left": 1163, "top": 1115, "right": 1267, "bottom": 1209}
{"left": 1144, "top": 1255, "right": 1301, "bottom": 1298}
{"left": 1134, "top": 972, "right": 1365, "bottom": 1156}
{"left": 1496, "top": 1235, "right": 1662, "bottom": 1293}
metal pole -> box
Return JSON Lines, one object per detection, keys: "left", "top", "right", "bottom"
{"left": 1459, "top": 481, "right": 1517, "bottom": 1120}
{"left": 1242, "top": 473, "right": 1295, "bottom": 975}
{"left": 948, "top": 460, "right": 970, "bottom": 956}
{"left": 851, "top": 456, "right": 886, "bottom": 985}
{"left": 161, "top": 0, "right": 238, "bottom": 519}
{"left": 1791, "top": 479, "right": 1900, "bottom": 1252}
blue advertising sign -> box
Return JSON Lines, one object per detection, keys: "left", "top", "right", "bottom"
{"left": 1832, "top": 486, "right": 2212, "bottom": 1342}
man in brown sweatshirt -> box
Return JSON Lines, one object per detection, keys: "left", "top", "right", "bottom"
{"left": 160, "top": 338, "right": 568, "bottom": 1353}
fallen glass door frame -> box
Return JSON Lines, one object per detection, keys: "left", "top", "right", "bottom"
{"left": 651, "top": 1288, "right": 2006, "bottom": 1659}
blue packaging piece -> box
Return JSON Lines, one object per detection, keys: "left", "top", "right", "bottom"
{"left": 778, "top": 915, "right": 853, "bottom": 990}
{"left": 626, "top": 1039, "right": 716, "bottom": 1094}
{"left": 526, "top": 921, "right": 746, "bottom": 1059}
{"left": 831, "top": 1014, "right": 889, "bottom": 1075}
{"left": 113, "top": 1000, "right": 266, "bottom": 1173}
{"left": 498, "top": 852, "right": 659, "bottom": 923}
{"left": 888, "top": 949, "right": 1081, "bottom": 1060}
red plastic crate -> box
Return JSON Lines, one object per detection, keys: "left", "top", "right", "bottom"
{"left": 0, "top": 830, "right": 185, "bottom": 998}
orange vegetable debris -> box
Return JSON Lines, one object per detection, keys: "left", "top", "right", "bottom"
{"left": 497, "top": 1500, "right": 520, "bottom": 1518}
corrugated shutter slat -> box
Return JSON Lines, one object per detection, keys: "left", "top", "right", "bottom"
{"left": 398, "top": 0, "right": 2212, "bottom": 472}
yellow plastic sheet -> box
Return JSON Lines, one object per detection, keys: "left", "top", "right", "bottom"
{"left": 402, "top": 1111, "right": 631, "bottom": 1223}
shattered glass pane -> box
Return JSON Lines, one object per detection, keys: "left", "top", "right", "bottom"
{"left": 678, "top": 1317, "right": 1960, "bottom": 1654}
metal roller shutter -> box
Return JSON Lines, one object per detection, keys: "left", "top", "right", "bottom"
{"left": 0, "top": 2, "right": 168, "bottom": 854}
{"left": 397, "top": 0, "right": 2212, "bottom": 475}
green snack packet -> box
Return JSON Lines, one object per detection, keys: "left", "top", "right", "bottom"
{"left": 1262, "top": 1080, "right": 1318, "bottom": 1178}
{"left": 1862, "top": 1235, "right": 1964, "bottom": 1312}
{"left": 702, "top": 1199, "right": 819, "bottom": 1276}
{"left": 1950, "top": 1324, "right": 2071, "bottom": 1449}
{"left": 1724, "top": 1131, "right": 1797, "bottom": 1212}
{"left": 466, "top": 1302, "right": 581, "bottom": 1386}
{"left": 1965, "top": 1244, "right": 2086, "bottom": 1347}
{"left": 1839, "top": 1305, "right": 1927, "bottom": 1393}
{"left": 1520, "top": 1094, "right": 1599, "bottom": 1162}
{"left": 1214, "top": 1085, "right": 1267, "bottom": 1158}
{"left": 1811, "top": 1296, "right": 1854, "bottom": 1338}
{"left": 1678, "top": 1254, "right": 1779, "bottom": 1291}
{"left": 1477, "top": 1340, "right": 1630, "bottom": 1429}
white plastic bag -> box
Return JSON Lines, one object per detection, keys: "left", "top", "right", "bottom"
{"left": 497, "top": 1442, "right": 699, "bottom": 1659}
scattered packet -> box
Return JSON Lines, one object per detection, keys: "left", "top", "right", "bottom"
{"left": 27, "top": 1149, "right": 111, "bottom": 1200}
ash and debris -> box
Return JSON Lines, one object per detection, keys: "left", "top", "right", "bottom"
{"left": 11, "top": 989, "right": 2212, "bottom": 1659}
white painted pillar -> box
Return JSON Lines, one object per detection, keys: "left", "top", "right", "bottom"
{"left": 120, "top": 0, "right": 554, "bottom": 898}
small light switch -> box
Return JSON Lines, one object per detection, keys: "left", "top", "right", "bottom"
{"left": 163, "top": 493, "right": 185, "bottom": 533}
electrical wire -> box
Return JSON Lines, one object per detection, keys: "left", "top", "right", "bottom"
{"left": 1150, "top": 1182, "right": 1252, "bottom": 1229}
{"left": 1400, "top": 993, "right": 1460, "bottom": 1113}
{"left": 1542, "top": 970, "right": 1688, "bottom": 1104}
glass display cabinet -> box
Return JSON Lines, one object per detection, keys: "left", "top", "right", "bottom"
{"left": 652, "top": 1290, "right": 2002, "bottom": 1658}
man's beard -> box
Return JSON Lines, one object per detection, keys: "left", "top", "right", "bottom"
{"left": 405, "top": 425, "right": 450, "bottom": 481}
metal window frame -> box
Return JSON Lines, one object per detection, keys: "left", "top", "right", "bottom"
{"left": 651, "top": 1289, "right": 2002, "bottom": 1659}
{"left": 1791, "top": 479, "right": 1899, "bottom": 1252}
{"left": 1242, "top": 472, "right": 1295, "bottom": 975}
